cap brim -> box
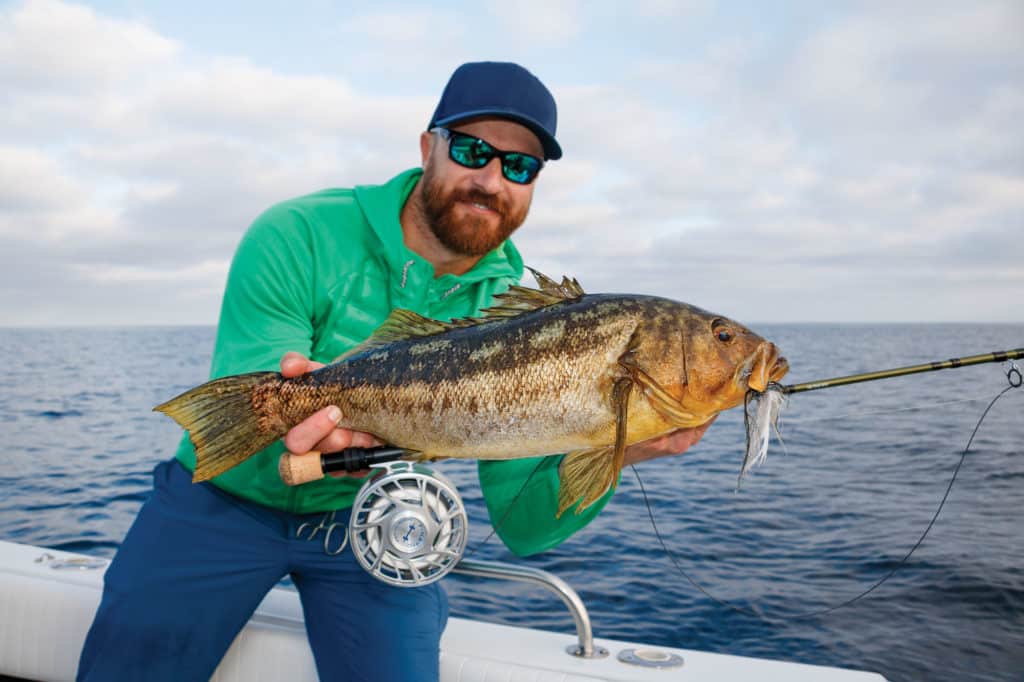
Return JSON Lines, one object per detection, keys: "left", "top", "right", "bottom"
{"left": 432, "top": 108, "right": 562, "bottom": 160}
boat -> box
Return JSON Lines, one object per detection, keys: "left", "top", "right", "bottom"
{"left": 0, "top": 538, "right": 887, "bottom": 681}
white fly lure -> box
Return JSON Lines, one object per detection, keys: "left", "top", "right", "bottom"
{"left": 738, "top": 384, "right": 788, "bottom": 490}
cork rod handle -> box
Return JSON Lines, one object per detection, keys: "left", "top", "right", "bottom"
{"left": 279, "top": 452, "right": 325, "bottom": 486}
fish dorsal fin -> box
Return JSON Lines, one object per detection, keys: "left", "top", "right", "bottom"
{"left": 333, "top": 309, "right": 457, "bottom": 361}
{"left": 527, "top": 267, "right": 585, "bottom": 298}
{"left": 333, "top": 269, "right": 585, "bottom": 363}
{"left": 480, "top": 268, "right": 585, "bottom": 319}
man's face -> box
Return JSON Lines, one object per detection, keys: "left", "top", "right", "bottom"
{"left": 418, "top": 118, "right": 543, "bottom": 257}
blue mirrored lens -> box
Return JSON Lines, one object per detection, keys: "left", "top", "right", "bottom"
{"left": 444, "top": 131, "right": 542, "bottom": 184}
{"left": 501, "top": 154, "right": 541, "bottom": 184}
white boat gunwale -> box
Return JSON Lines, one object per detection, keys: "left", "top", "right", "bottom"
{"left": 0, "top": 540, "right": 887, "bottom": 681}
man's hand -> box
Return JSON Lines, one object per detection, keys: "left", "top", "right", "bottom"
{"left": 279, "top": 351, "right": 381, "bottom": 477}
{"left": 621, "top": 416, "right": 716, "bottom": 467}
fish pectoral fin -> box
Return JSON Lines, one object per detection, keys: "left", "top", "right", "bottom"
{"left": 557, "top": 446, "right": 619, "bottom": 518}
{"left": 610, "top": 376, "right": 632, "bottom": 475}
{"left": 619, "top": 355, "right": 704, "bottom": 428}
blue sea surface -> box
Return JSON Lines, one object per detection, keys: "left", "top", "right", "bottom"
{"left": 1, "top": 324, "right": 1022, "bottom": 681}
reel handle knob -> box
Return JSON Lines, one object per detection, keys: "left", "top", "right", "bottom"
{"left": 279, "top": 447, "right": 408, "bottom": 486}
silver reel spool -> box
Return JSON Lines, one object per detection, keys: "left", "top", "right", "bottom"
{"left": 348, "top": 461, "right": 468, "bottom": 587}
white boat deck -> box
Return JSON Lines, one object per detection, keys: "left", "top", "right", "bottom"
{"left": 0, "top": 540, "right": 886, "bottom": 681}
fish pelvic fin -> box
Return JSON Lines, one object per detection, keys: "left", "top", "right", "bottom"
{"left": 557, "top": 446, "right": 619, "bottom": 518}
{"left": 333, "top": 268, "right": 585, "bottom": 363}
{"left": 153, "top": 372, "right": 283, "bottom": 482}
{"left": 556, "top": 377, "right": 633, "bottom": 517}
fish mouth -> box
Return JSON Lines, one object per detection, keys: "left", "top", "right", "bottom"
{"left": 739, "top": 343, "right": 789, "bottom": 393}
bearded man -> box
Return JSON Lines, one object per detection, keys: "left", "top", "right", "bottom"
{"left": 77, "top": 61, "right": 711, "bottom": 682}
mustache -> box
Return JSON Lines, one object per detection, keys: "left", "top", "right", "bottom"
{"left": 450, "top": 188, "right": 506, "bottom": 216}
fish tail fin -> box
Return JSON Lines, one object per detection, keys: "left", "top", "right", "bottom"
{"left": 154, "top": 372, "right": 282, "bottom": 482}
{"left": 557, "top": 446, "right": 621, "bottom": 518}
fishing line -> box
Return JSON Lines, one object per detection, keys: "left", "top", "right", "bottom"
{"left": 634, "top": 362, "right": 1021, "bottom": 621}
{"left": 461, "top": 457, "right": 548, "bottom": 559}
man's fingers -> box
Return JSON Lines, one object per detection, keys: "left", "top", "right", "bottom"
{"left": 280, "top": 351, "right": 309, "bottom": 377}
{"left": 623, "top": 416, "right": 719, "bottom": 466}
{"left": 313, "top": 428, "right": 383, "bottom": 454}
{"left": 280, "top": 351, "right": 326, "bottom": 378}
{"left": 312, "top": 427, "right": 355, "bottom": 453}
{"left": 666, "top": 418, "right": 714, "bottom": 452}
{"left": 350, "top": 431, "right": 384, "bottom": 449}
{"left": 283, "top": 406, "right": 343, "bottom": 454}
{"left": 282, "top": 402, "right": 384, "bottom": 456}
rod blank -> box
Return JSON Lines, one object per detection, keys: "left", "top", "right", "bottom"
{"left": 780, "top": 348, "right": 1023, "bottom": 395}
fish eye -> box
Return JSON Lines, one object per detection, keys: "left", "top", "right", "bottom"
{"left": 711, "top": 319, "right": 733, "bottom": 343}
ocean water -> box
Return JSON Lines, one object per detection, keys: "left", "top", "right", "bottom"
{"left": 1, "top": 324, "right": 1022, "bottom": 682}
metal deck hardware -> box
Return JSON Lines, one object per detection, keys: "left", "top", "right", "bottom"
{"left": 452, "top": 559, "right": 609, "bottom": 659}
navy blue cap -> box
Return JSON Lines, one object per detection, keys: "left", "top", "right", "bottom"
{"left": 428, "top": 62, "right": 562, "bottom": 161}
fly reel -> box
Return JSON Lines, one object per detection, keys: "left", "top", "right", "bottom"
{"left": 348, "top": 461, "right": 468, "bottom": 587}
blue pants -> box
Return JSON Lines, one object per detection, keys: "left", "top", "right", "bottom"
{"left": 77, "top": 459, "right": 448, "bottom": 681}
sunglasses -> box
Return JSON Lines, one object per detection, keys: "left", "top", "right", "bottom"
{"left": 432, "top": 128, "right": 544, "bottom": 185}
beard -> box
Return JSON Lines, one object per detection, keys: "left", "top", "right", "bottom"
{"left": 418, "top": 164, "right": 529, "bottom": 257}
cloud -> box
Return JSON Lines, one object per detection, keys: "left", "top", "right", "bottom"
{"left": 0, "top": 0, "right": 177, "bottom": 90}
{"left": 514, "top": 3, "right": 1023, "bottom": 323}
{"left": 339, "top": 9, "right": 459, "bottom": 44}
{"left": 486, "top": 0, "right": 583, "bottom": 43}
{"left": 77, "top": 259, "right": 229, "bottom": 284}
{"left": 0, "top": 0, "right": 1020, "bottom": 326}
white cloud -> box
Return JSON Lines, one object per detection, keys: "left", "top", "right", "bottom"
{"left": 627, "top": 0, "right": 711, "bottom": 19}
{"left": 77, "top": 259, "right": 229, "bottom": 283}
{"left": 0, "top": 145, "right": 121, "bottom": 240}
{"left": 0, "top": 146, "right": 84, "bottom": 212}
{"left": 0, "top": 0, "right": 177, "bottom": 89}
{"left": 0, "top": 0, "right": 1020, "bottom": 325}
{"left": 339, "top": 9, "right": 459, "bottom": 43}
{"left": 486, "top": 0, "right": 583, "bottom": 43}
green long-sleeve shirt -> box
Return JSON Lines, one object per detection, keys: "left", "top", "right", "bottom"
{"left": 174, "top": 168, "right": 612, "bottom": 556}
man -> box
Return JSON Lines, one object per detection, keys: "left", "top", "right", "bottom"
{"left": 77, "top": 62, "right": 711, "bottom": 682}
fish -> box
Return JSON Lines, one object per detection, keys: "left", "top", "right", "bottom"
{"left": 155, "top": 270, "right": 789, "bottom": 516}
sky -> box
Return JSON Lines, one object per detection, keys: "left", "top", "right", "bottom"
{"left": 0, "top": 0, "right": 1021, "bottom": 326}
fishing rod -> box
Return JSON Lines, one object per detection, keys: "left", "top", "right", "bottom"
{"left": 659, "top": 346, "right": 1024, "bottom": 621}
{"left": 779, "top": 348, "right": 1024, "bottom": 394}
